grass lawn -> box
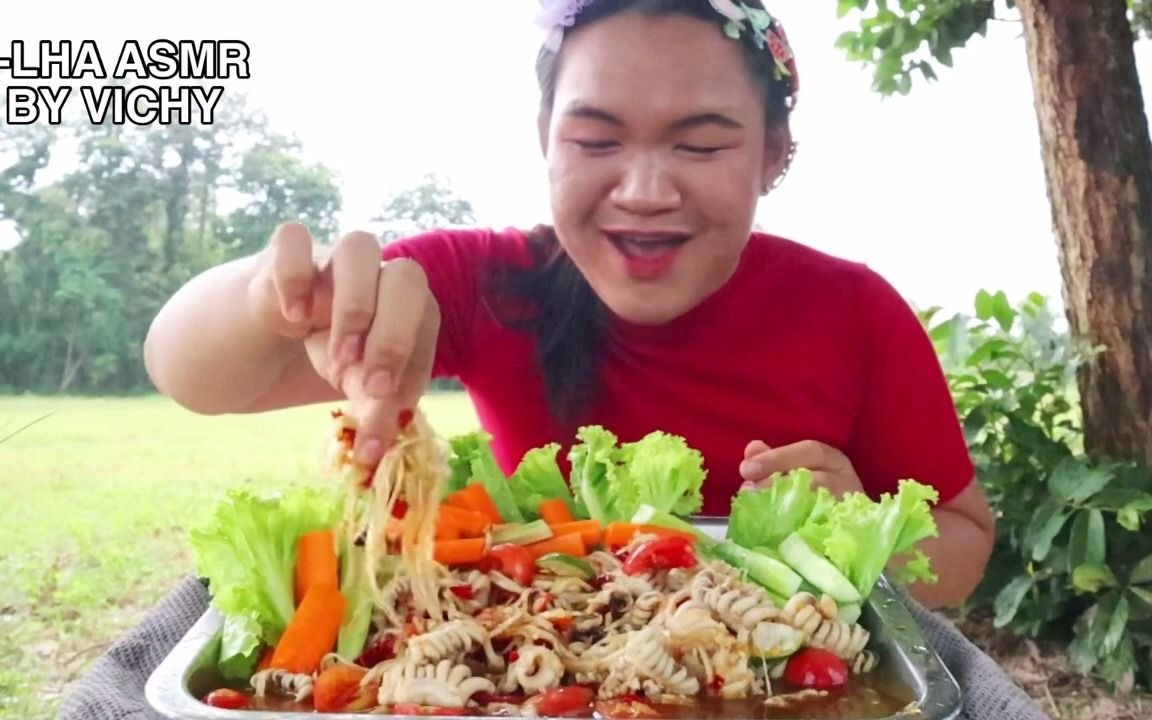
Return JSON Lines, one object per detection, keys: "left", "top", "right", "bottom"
{"left": 0, "top": 393, "right": 480, "bottom": 720}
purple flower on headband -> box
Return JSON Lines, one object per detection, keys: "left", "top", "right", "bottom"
{"left": 536, "top": 0, "right": 598, "bottom": 52}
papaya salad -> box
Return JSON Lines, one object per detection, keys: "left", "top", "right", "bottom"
{"left": 189, "top": 407, "right": 941, "bottom": 717}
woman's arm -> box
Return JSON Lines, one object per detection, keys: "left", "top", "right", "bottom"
{"left": 144, "top": 224, "right": 443, "bottom": 464}
{"left": 902, "top": 480, "right": 996, "bottom": 609}
{"left": 143, "top": 251, "right": 339, "bottom": 415}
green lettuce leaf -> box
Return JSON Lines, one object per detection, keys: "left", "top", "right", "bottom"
{"left": 569, "top": 426, "right": 707, "bottom": 523}
{"left": 568, "top": 425, "right": 629, "bottom": 523}
{"left": 616, "top": 431, "right": 706, "bottom": 518}
{"left": 727, "top": 469, "right": 835, "bottom": 549}
{"left": 800, "top": 479, "right": 941, "bottom": 597}
{"left": 188, "top": 485, "right": 340, "bottom": 676}
{"left": 217, "top": 610, "right": 262, "bottom": 680}
{"left": 508, "top": 442, "right": 588, "bottom": 520}
{"left": 446, "top": 431, "right": 524, "bottom": 523}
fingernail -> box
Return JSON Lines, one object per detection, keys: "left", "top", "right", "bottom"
{"left": 356, "top": 436, "right": 383, "bottom": 466}
{"left": 338, "top": 335, "right": 363, "bottom": 365}
{"left": 398, "top": 408, "right": 414, "bottom": 429}
{"left": 740, "top": 460, "right": 762, "bottom": 477}
{"left": 364, "top": 370, "right": 394, "bottom": 398}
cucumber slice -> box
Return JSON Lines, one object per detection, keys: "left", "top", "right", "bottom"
{"left": 704, "top": 541, "right": 802, "bottom": 599}
{"left": 838, "top": 603, "right": 862, "bottom": 625}
{"left": 752, "top": 545, "right": 784, "bottom": 564}
{"left": 629, "top": 505, "right": 714, "bottom": 544}
{"left": 536, "top": 552, "right": 595, "bottom": 579}
{"left": 777, "top": 533, "right": 862, "bottom": 605}
{"left": 491, "top": 519, "right": 553, "bottom": 546}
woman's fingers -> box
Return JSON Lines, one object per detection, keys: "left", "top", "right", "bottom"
{"left": 738, "top": 440, "right": 862, "bottom": 497}
{"left": 250, "top": 222, "right": 320, "bottom": 338}
{"left": 743, "top": 439, "right": 770, "bottom": 460}
{"left": 742, "top": 469, "right": 837, "bottom": 492}
{"left": 739, "top": 439, "right": 840, "bottom": 481}
{"left": 270, "top": 223, "right": 319, "bottom": 326}
{"left": 360, "top": 258, "right": 432, "bottom": 400}
{"left": 349, "top": 265, "right": 440, "bottom": 461}
{"left": 300, "top": 252, "right": 440, "bottom": 465}
{"left": 326, "top": 231, "right": 384, "bottom": 383}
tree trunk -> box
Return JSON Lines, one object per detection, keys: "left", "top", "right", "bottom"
{"left": 59, "top": 330, "right": 85, "bottom": 392}
{"left": 1015, "top": 0, "right": 1152, "bottom": 466}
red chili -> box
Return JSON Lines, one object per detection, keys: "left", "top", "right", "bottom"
{"left": 355, "top": 635, "right": 396, "bottom": 667}
{"left": 450, "top": 585, "right": 475, "bottom": 599}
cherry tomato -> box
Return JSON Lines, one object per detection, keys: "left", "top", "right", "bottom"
{"left": 524, "top": 686, "right": 594, "bottom": 716}
{"left": 314, "top": 663, "right": 377, "bottom": 712}
{"left": 783, "top": 648, "right": 849, "bottom": 690}
{"left": 487, "top": 543, "right": 536, "bottom": 586}
{"left": 621, "top": 536, "right": 696, "bottom": 575}
{"left": 391, "top": 703, "right": 469, "bottom": 716}
{"left": 594, "top": 698, "right": 661, "bottom": 718}
{"left": 202, "top": 688, "right": 249, "bottom": 709}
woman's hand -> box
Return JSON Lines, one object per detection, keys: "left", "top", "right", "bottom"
{"left": 248, "top": 222, "right": 441, "bottom": 465}
{"left": 738, "top": 439, "right": 864, "bottom": 497}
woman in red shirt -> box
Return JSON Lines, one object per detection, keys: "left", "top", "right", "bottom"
{"left": 143, "top": 0, "right": 993, "bottom": 608}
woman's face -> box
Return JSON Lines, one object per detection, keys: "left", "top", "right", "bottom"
{"left": 542, "top": 12, "right": 786, "bottom": 326}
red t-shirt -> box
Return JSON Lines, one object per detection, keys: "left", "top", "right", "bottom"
{"left": 382, "top": 227, "right": 973, "bottom": 515}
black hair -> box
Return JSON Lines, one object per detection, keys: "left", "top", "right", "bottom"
{"left": 492, "top": 0, "right": 796, "bottom": 431}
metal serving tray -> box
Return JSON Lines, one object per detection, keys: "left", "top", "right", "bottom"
{"left": 145, "top": 518, "right": 962, "bottom": 720}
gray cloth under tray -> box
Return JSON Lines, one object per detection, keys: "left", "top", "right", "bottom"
{"left": 56, "top": 574, "right": 1053, "bottom": 720}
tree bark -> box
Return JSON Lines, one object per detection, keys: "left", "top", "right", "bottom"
{"left": 1015, "top": 0, "right": 1152, "bottom": 466}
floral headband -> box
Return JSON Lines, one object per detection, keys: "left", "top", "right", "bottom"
{"left": 535, "top": 0, "right": 799, "bottom": 105}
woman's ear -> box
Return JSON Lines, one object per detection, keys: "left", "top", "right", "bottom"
{"left": 760, "top": 123, "right": 794, "bottom": 194}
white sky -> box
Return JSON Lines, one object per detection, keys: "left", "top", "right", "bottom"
{"left": 4, "top": 0, "right": 1151, "bottom": 315}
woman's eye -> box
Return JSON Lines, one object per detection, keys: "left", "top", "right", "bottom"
{"left": 679, "top": 145, "right": 724, "bottom": 156}
{"left": 572, "top": 139, "right": 619, "bottom": 152}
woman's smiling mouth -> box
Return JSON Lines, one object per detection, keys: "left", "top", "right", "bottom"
{"left": 605, "top": 231, "right": 691, "bottom": 279}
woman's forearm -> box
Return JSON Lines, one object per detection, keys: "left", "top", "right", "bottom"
{"left": 902, "top": 506, "right": 995, "bottom": 609}
{"left": 143, "top": 254, "right": 304, "bottom": 414}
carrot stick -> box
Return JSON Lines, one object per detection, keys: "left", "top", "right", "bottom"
{"left": 294, "top": 529, "right": 338, "bottom": 606}
{"left": 434, "top": 520, "right": 462, "bottom": 541}
{"left": 437, "top": 505, "right": 492, "bottom": 537}
{"left": 539, "top": 498, "right": 575, "bottom": 525}
{"left": 269, "top": 585, "right": 346, "bottom": 674}
{"left": 256, "top": 645, "right": 276, "bottom": 671}
{"left": 433, "top": 537, "right": 488, "bottom": 565}
{"left": 602, "top": 522, "right": 697, "bottom": 550}
{"left": 443, "top": 484, "right": 503, "bottom": 524}
{"left": 547, "top": 520, "right": 601, "bottom": 547}
{"left": 526, "top": 532, "right": 587, "bottom": 559}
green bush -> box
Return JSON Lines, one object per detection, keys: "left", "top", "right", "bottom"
{"left": 921, "top": 290, "right": 1152, "bottom": 690}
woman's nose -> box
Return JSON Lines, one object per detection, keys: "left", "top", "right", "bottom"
{"left": 609, "top": 156, "right": 681, "bottom": 215}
